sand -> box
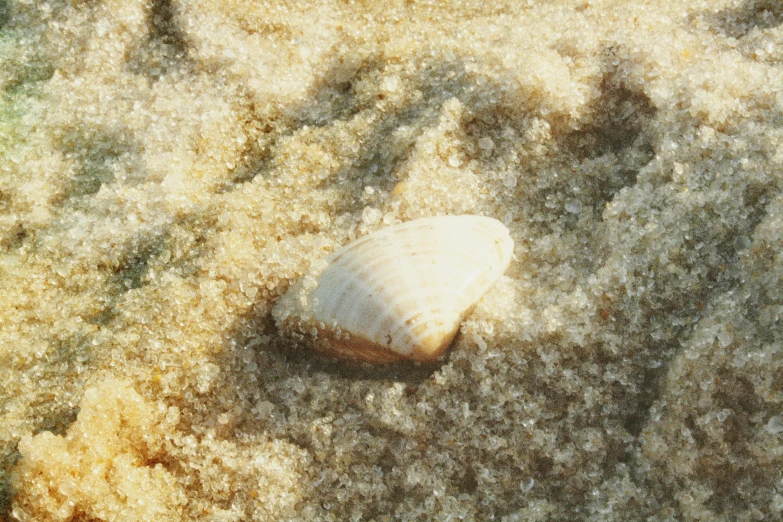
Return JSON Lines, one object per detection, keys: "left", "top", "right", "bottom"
{"left": 1, "top": 0, "right": 783, "bottom": 520}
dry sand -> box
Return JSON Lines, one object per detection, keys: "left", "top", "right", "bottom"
{"left": 2, "top": 0, "right": 783, "bottom": 520}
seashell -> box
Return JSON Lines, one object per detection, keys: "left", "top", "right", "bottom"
{"left": 272, "top": 215, "right": 514, "bottom": 363}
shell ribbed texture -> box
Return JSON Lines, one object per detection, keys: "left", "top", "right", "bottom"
{"left": 276, "top": 215, "right": 514, "bottom": 362}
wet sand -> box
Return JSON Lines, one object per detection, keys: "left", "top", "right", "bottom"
{"left": 2, "top": 0, "right": 783, "bottom": 520}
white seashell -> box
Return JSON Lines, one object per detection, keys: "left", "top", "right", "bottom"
{"left": 272, "top": 215, "right": 514, "bottom": 363}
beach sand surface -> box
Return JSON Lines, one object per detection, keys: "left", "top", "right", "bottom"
{"left": 1, "top": 0, "right": 783, "bottom": 520}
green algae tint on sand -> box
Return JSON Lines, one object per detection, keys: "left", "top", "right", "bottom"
{"left": 2, "top": 0, "right": 783, "bottom": 520}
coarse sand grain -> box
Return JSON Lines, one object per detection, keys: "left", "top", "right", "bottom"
{"left": 2, "top": 0, "right": 783, "bottom": 520}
